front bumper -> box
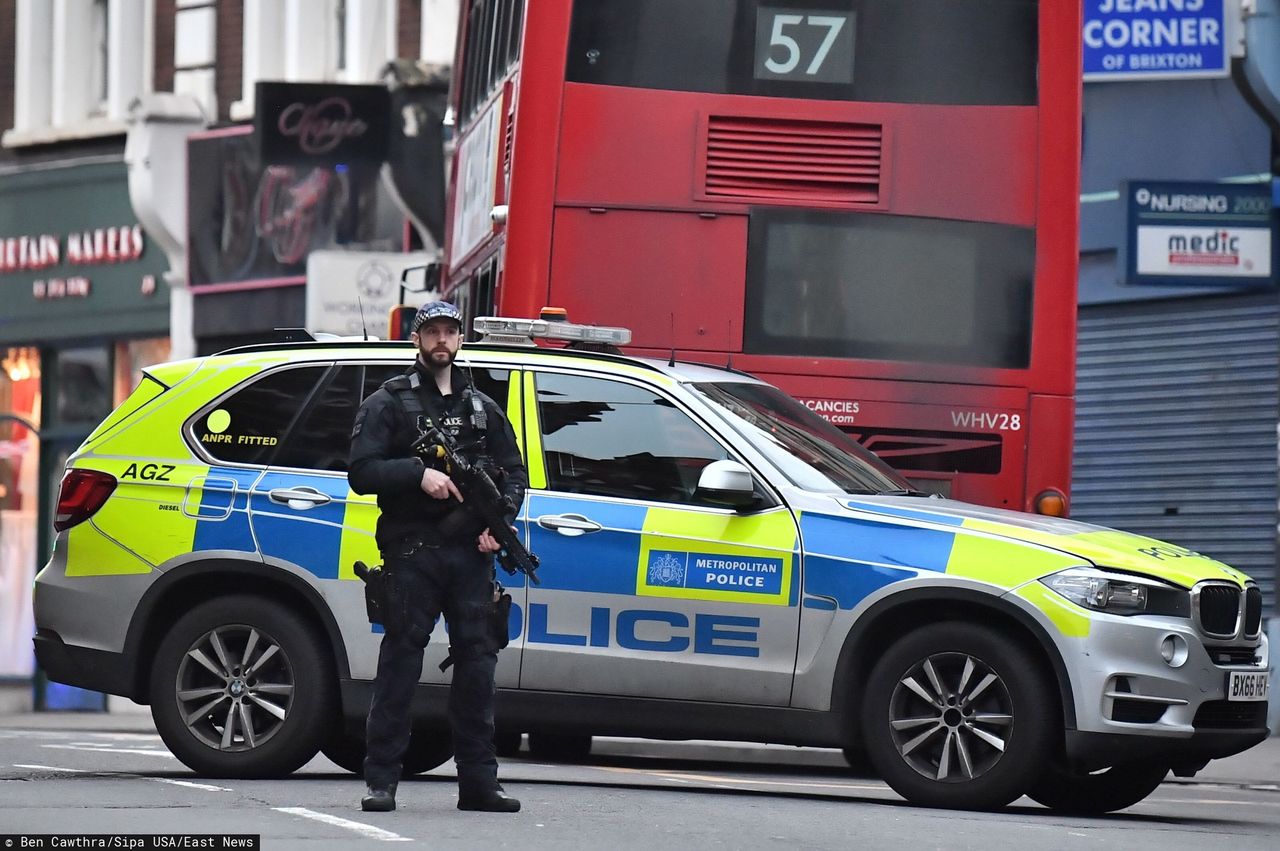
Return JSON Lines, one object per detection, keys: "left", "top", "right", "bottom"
{"left": 1050, "top": 604, "right": 1270, "bottom": 769}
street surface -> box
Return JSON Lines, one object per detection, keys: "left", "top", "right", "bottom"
{"left": 1, "top": 726, "right": 1278, "bottom": 849}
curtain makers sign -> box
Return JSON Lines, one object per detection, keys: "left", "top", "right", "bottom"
{"left": 1122, "top": 181, "right": 1277, "bottom": 288}
{"left": 1084, "top": 0, "right": 1229, "bottom": 81}
{"left": 0, "top": 161, "right": 168, "bottom": 345}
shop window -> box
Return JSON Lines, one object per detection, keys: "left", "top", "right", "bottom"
{"left": 54, "top": 347, "right": 113, "bottom": 428}
{"left": 0, "top": 347, "right": 42, "bottom": 679}
{"left": 534, "top": 373, "right": 729, "bottom": 505}
{"left": 191, "top": 366, "right": 328, "bottom": 466}
{"left": 114, "top": 338, "right": 173, "bottom": 406}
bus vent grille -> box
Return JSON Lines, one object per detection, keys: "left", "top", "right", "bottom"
{"left": 705, "top": 116, "right": 881, "bottom": 204}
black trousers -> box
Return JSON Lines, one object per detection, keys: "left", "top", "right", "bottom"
{"left": 363, "top": 540, "right": 501, "bottom": 792}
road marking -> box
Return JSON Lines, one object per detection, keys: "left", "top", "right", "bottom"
{"left": 593, "top": 765, "right": 886, "bottom": 792}
{"left": 13, "top": 764, "right": 87, "bottom": 772}
{"left": 273, "top": 807, "right": 413, "bottom": 842}
{"left": 1153, "top": 796, "right": 1280, "bottom": 808}
{"left": 42, "top": 744, "right": 176, "bottom": 758}
{"left": 146, "top": 778, "right": 231, "bottom": 792}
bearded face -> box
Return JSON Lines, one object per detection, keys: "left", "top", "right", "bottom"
{"left": 412, "top": 319, "right": 462, "bottom": 368}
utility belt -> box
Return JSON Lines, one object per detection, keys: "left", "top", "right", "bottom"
{"left": 380, "top": 505, "right": 486, "bottom": 554}
{"left": 352, "top": 560, "right": 512, "bottom": 669}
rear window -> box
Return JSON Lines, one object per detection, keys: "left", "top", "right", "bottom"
{"left": 743, "top": 209, "right": 1035, "bottom": 369}
{"left": 190, "top": 366, "right": 329, "bottom": 467}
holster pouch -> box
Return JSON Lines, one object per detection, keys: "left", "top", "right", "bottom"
{"left": 353, "top": 560, "right": 386, "bottom": 627}
{"left": 491, "top": 585, "right": 513, "bottom": 652}
{"left": 439, "top": 584, "right": 512, "bottom": 672}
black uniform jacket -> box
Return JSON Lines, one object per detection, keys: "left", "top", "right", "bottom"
{"left": 348, "top": 360, "right": 528, "bottom": 552}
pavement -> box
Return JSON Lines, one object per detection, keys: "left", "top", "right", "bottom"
{"left": 0, "top": 708, "right": 1276, "bottom": 790}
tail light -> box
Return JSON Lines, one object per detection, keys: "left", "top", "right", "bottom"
{"left": 54, "top": 468, "right": 117, "bottom": 532}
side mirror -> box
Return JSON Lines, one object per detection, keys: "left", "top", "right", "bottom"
{"left": 695, "top": 460, "right": 760, "bottom": 510}
{"left": 401, "top": 262, "right": 441, "bottom": 294}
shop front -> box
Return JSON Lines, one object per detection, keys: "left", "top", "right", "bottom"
{"left": 0, "top": 159, "right": 170, "bottom": 710}
{"left": 187, "top": 82, "right": 406, "bottom": 353}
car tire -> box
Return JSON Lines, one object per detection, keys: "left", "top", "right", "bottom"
{"left": 320, "top": 728, "right": 366, "bottom": 775}
{"left": 841, "top": 746, "right": 874, "bottom": 776}
{"left": 495, "top": 730, "right": 523, "bottom": 757}
{"left": 321, "top": 727, "right": 454, "bottom": 777}
{"left": 1028, "top": 761, "right": 1168, "bottom": 813}
{"left": 149, "top": 595, "right": 336, "bottom": 778}
{"left": 860, "top": 621, "right": 1056, "bottom": 810}
{"left": 527, "top": 732, "right": 592, "bottom": 762}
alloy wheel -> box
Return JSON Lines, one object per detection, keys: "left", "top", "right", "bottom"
{"left": 175, "top": 625, "right": 295, "bottom": 751}
{"left": 887, "top": 651, "right": 1014, "bottom": 783}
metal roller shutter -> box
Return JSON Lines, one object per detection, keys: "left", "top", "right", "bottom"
{"left": 1073, "top": 294, "right": 1278, "bottom": 619}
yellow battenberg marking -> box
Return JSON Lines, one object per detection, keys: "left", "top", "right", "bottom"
{"left": 522, "top": 371, "right": 547, "bottom": 490}
{"left": 948, "top": 522, "right": 1083, "bottom": 588}
{"left": 961, "top": 519, "right": 1251, "bottom": 588}
{"left": 62, "top": 461, "right": 205, "bottom": 568}
{"left": 67, "top": 520, "right": 153, "bottom": 576}
{"left": 506, "top": 370, "right": 524, "bottom": 455}
{"left": 338, "top": 490, "right": 380, "bottom": 580}
{"left": 1013, "top": 582, "right": 1090, "bottom": 637}
{"left": 637, "top": 508, "right": 795, "bottom": 606}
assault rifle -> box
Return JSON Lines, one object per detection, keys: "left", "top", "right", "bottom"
{"left": 411, "top": 427, "right": 541, "bottom": 585}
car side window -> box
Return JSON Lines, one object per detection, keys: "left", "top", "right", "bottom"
{"left": 274, "top": 366, "right": 363, "bottom": 472}
{"left": 360, "top": 364, "right": 512, "bottom": 410}
{"left": 533, "top": 372, "right": 729, "bottom": 505}
{"left": 191, "top": 366, "right": 329, "bottom": 466}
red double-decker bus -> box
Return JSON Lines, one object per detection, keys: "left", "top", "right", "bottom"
{"left": 443, "top": 0, "right": 1080, "bottom": 513}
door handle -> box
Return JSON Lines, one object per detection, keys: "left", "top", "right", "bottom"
{"left": 268, "top": 486, "right": 332, "bottom": 510}
{"left": 536, "top": 513, "right": 603, "bottom": 536}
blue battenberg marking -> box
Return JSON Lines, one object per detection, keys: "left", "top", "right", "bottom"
{"left": 250, "top": 472, "right": 349, "bottom": 579}
{"left": 845, "top": 500, "right": 965, "bottom": 527}
{"left": 803, "top": 554, "right": 917, "bottom": 610}
{"left": 803, "top": 512, "right": 954, "bottom": 572}
{"left": 193, "top": 467, "right": 261, "bottom": 554}
{"left": 525, "top": 494, "right": 645, "bottom": 594}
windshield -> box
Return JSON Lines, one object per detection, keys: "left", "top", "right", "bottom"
{"left": 690, "top": 381, "right": 911, "bottom": 495}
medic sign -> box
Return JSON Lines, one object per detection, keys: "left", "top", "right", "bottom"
{"left": 1083, "top": 0, "right": 1228, "bottom": 82}
{"left": 1121, "top": 181, "right": 1277, "bottom": 288}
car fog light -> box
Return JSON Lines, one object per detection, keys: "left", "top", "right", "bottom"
{"left": 1160, "top": 634, "right": 1188, "bottom": 667}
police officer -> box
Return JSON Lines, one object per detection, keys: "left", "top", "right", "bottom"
{"left": 349, "top": 301, "right": 526, "bottom": 813}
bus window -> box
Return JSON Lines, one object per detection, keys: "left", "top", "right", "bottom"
{"left": 566, "top": 0, "right": 1037, "bottom": 106}
{"left": 743, "top": 210, "right": 1034, "bottom": 369}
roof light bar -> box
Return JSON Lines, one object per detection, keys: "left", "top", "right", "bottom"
{"left": 474, "top": 316, "right": 632, "bottom": 346}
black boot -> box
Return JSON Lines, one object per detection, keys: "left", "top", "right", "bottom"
{"left": 458, "top": 787, "right": 521, "bottom": 812}
{"left": 361, "top": 783, "right": 398, "bottom": 812}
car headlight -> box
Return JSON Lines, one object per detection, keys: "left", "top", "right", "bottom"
{"left": 1040, "top": 567, "right": 1189, "bottom": 617}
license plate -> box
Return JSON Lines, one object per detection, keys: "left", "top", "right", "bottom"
{"left": 1227, "top": 670, "right": 1270, "bottom": 702}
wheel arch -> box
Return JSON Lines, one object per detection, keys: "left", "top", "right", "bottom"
{"left": 123, "top": 559, "right": 351, "bottom": 703}
{"left": 831, "top": 587, "right": 1076, "bottom": 745}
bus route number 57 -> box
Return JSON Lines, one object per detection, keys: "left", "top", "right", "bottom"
{"left": 755, "top": 9, "right": 856, "bottom": 84}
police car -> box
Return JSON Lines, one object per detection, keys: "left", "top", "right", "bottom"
{"left": 33, "top": 316, "right": 1270, "bottom": 812}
